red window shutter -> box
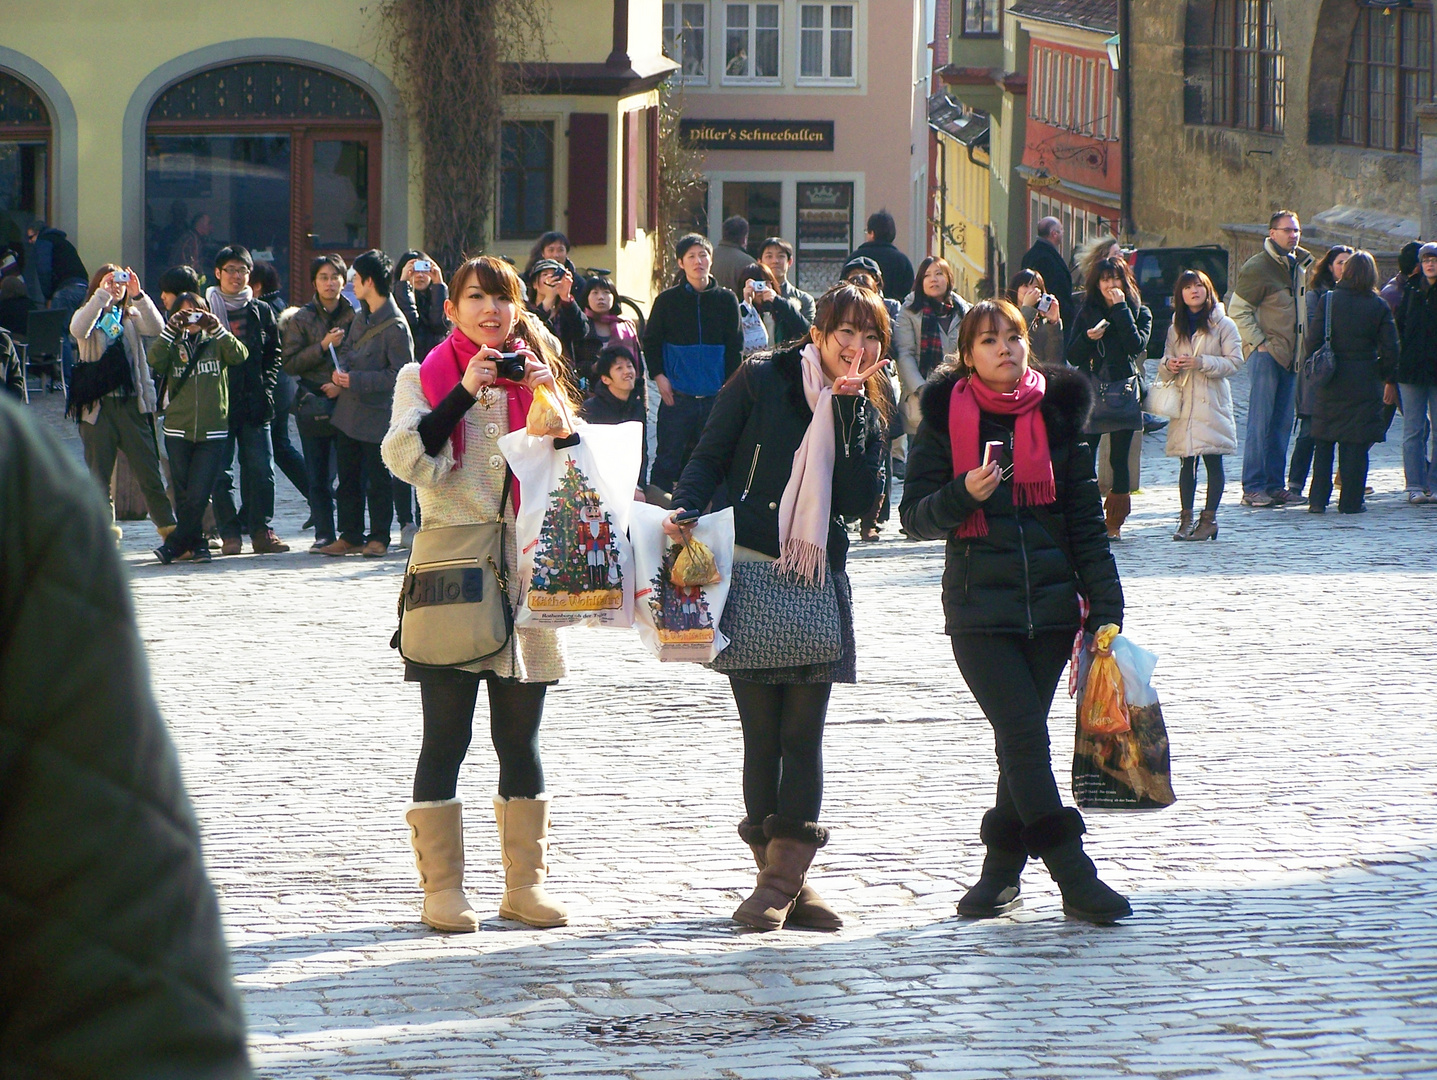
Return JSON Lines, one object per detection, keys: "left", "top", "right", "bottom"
{"left": 646, "top": 106, "right": 660, "bottom": 232}
{"left": 567, "top": 113, "right": 609, "bottom": 246}
{"left": 622, "top": 110, "right": 641, "bottom": 242}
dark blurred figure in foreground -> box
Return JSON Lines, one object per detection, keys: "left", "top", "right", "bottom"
{"left": 0, "top": 393, "right": 252, "bottom": 1079}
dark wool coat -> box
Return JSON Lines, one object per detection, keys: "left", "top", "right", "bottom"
{"left": 1396, "top": 275, "right": 1437, "bottom": 386}
{"left": 671, "top": 344, "right": 886, "bottom": 573}
{"left": 1306, "top": 288, "right": 1400, "bottom": 445}
{"left": 1020, "top": 238, "right": 1075, "bottom": 328}
{"left": 1065, "top": 296, "right": 1154, "bottom": 383}
{"left": 898, "top": 363, "right": 1123, "bottom": 636}
{"left": 0, "top": 396, "right": 252, "bottom": 1078}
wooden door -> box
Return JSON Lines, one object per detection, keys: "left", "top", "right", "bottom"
{"left": 293, "top": 128, "right": 381, "bottom": 303}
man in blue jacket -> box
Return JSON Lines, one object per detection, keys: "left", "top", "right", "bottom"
{"left": 642, "top": 234, "right": 743, "bottom": 502}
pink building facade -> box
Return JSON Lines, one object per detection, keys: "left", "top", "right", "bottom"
{"left": 663, "top": 1, "right": 929, "bottom": 293}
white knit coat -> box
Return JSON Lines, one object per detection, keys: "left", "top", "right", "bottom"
{"left": 381, "top": 363, "right": 566, "bottom": 682}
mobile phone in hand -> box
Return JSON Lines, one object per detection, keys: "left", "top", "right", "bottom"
{"left": 982, "top": 440, "right": 1013, "bottom": 481}
{"left": 672, "top": 508, "right": 702, "bottom": 524}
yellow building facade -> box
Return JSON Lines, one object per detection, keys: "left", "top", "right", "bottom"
{"left": 0, "top": 0, "right": 670, "bottom": 302}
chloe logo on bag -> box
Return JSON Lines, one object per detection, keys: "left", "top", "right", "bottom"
{"left": 405, "top": 568, "right": 484, "bottom": 610}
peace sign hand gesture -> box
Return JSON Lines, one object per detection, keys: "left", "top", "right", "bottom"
{"left": 832, "top": 351, "right": 889, "bottom": 396}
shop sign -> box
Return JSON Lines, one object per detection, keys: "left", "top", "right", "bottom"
{"left": 679, "top": 120, "right": 835, "bottom": 151}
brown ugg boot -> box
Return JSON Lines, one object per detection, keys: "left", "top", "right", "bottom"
{"left": 732, "top": 816, "right": 827, "bottom": 931}
{"left": 406, "top": 800, "right": 481, "bottom": 932}
{"left": 1104, "top": 493, "right": 1132, "bottom": 540}
{"left": 738, "top": 818, "right": 842, "bottom": 931}
{"left": 493, "top": 795, "right": 569, "bottom": 928}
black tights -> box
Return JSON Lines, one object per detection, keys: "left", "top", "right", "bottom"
{"left": 1179, "top": 455, "right": 1225, "bottom": 514}
{"left": 413, "top": 672, "right": 548, "bottom": 801}
{"left": 729, "top": 679, "right": 832, "bottom": 825}
{"left": 951, "top": 631, "right": 1072, "bottom": 824}
{"left": 1081, "top": 430, "right": 1135, "bottom": 493}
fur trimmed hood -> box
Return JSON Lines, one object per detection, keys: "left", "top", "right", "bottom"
{"left": 917, "top": 362, "right": 1092, "bottom": 445}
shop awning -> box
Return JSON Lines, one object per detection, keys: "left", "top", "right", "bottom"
{"left": 928, "top": 94, "right": 989, "bottom": 151}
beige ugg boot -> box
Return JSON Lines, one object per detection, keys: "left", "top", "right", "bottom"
{"left": 493, "top": 795, "right": 569, "bottom": 928}
{"left": 406, "top": 800, "right": 481, "bottom": 932}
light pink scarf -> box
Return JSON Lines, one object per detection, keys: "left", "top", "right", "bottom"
{"left": 776, "top": 343, "right": 837, "bottom": 585}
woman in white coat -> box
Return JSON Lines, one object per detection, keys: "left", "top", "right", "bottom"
{"left": 894, "top": 256, "right": 969, "bottom": 436}
{"left": 1157, "top": 269, "right": 1243, "bottom": 540}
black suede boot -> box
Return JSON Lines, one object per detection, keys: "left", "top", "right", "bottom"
{"left": 957, "top": 807, "right": 1027, "bottom": 918}
{"left": 1023, "top": 808, "right": 1131, "bottom": 924}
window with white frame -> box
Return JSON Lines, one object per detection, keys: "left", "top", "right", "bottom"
{"left": 663, "top": 2, "right": 710, "bottom": 83}
{"left": 798, "top": 3, "right": 857, "bottom": 82}
{"left": 724, "top": 3, "right": 781, "bottom": 82}
{"left": 1081, "top": 59, "right": 1093, "bottom": 134}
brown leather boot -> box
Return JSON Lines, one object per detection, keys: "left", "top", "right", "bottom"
{"left": 1171, "top": 510, "right": 1193, "bottom": 540}
{"left": 738, "top": 818, "right": 842, "bottom": 931}
{"left": 1104, "top": 493, "right": 1132, "bottom": 540}
{"left": 733, "top": 817, "right": 826, "bottom": 931}
{"left": 1187, "top": 509, "right": 1219, "bottom": 540}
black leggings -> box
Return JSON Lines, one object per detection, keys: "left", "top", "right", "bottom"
{"left": 1082, "top": 430, "right": 1135, "bottom": 493}
{"left": 1179, "top": 454, "right": 1225, "bottom": 514}
{"left": 729, "top": 679, "right": 832, "bottom": 825}
{"left": 413, "top": 672, "right": 548, "bottom": 801}
{"left": 951, "top": 631, "right": 1072, "bottom": 824}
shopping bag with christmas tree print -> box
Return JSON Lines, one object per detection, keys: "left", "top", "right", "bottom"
{"left": 630, "top": 503, "right": 735, "bottom": 662}
{"left": 499, "top": 420, "right": 643, "bottom": 628}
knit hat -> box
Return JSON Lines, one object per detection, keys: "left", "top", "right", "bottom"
{"left": 842, "top": 255, "right": 882, "bottom": 279}
{"left": 1418, "top": 243, "right": 1437, "bottom": 262}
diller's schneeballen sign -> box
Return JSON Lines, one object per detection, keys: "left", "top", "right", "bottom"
{"left": 679, "top": 120, "right": 835, "bottom": 151}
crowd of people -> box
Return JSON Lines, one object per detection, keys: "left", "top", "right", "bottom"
{"left": 2, "top": 202, "right": 1430, "bottom": 945}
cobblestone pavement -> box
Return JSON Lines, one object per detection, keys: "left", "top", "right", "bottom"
{"left": 31, "top": 372, "right": 1437, "bottom": 1078}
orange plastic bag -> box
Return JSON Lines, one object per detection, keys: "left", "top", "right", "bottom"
{"left": 526, "top": 383, "right": 573, "bottom": 438}
{"left": 1079, "top": 624, "right": 1130, "bottom": 736}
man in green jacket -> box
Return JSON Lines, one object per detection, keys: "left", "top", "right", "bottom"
{"left": 148, "top": 293, "right": 248, "bottom": 563}
{"left": 0, "top": 393, "right": 252, "bottom": 1078}
{"left": 1229, "top": 209, "right": 1315, "bottom": 507}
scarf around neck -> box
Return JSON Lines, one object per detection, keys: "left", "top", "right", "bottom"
{"left": 918, "top": 294, "right": 955, "bottom": 379}
{"left": 775, "top": 343, "right": 838, "bottom": 585}
{"left": 948, "top": 366, "right": 1056, "bottom": 539}
{"left": 419, "top": 329, "right": 534, "bottom": 506}
{"left": 205, "top": 285, "right": 254, "bottom": 316}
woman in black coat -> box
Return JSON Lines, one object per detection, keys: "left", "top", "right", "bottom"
{"left": 1305, "top": 250, "right": 1399, "bottom": 515}
{"left": 899, "top": 299, "right": 1130, "bottom": 925}
{"left": 1064, "top": 257, "right": 1153, "bottom": 539}
{"left": 667, "top": 283, "right": 889, "bottom": 933}
{"left": 393, "top": 250, "right": 451, "bottom": 361}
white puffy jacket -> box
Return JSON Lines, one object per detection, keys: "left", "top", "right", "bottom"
{"left": 1158, "top": 303, "right": 1245, "bottom": 458}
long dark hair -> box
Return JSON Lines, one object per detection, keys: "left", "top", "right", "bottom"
{"left": 1084, "top": 256, "right": 1138, "bottom": 308}
{"left": 909, "top": 256, "right": 956, "bottom": 311}
{"left": 1171, "top": 269, "right": 1217, "bottom": 340}
{"left": 811, "top": 282, "right": 894, "bottom": 424}
{"left": 1310, "top": 245, "right": 1354, "bottom": 293}
{"left": 1335, "top": 250, "right": 1379, "bottom": 294}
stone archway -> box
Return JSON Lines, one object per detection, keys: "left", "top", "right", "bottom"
{"left": 1307, "top": 0, "right": 1361, "bottom": 145}
{"left": 0, "top": 47, "right": 78, "bottom": 234}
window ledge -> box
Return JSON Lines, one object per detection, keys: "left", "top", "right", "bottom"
{"left": 795, "top": 77, "right": 860, "bottom": 88}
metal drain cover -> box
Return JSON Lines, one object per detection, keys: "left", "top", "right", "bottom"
{"left": 563, "top": 1009, "right": 847, "bottom": 1046}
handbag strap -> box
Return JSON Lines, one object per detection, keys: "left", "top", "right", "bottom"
{"left": 1324, "top": 291, "right": 1333, "bottom": 346}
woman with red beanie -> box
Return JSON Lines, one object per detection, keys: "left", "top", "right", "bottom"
{"left": 899, "top": 299, "right": 1131, "bottom": 925}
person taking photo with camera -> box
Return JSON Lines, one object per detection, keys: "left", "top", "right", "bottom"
{"left": 382, "top": 255, "right": 578, "bottom": 932}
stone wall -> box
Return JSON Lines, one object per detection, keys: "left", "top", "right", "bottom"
{"left": 1129, "top": 0, "right": 1426, "bottom": 254}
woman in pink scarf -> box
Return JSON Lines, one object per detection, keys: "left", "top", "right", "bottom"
{"left": 664, "top": 283, "right": 891, "bottom": 932}
{"left": 381, "top": 256, "right": 580, "bottom": 935}
{"left": 899, "top": 299, "right": 1132, "bottom": 925}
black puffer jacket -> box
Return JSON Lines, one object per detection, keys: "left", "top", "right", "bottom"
{"left": 394, "top": 280, "right": 450, "bottom": 361}
{"left": 1065, "top": 296, "right": 1153, "bottom": 382}
{"left": 0, "top": 395, "right": 251, "bottom": 1078}
{"left": 672, "top": 345, "right": 886, "bottom": 573}
{"left": 899, "top": 364, "right": 1123, "bottom": 635}
{"left": 222, "top": 299, "right": 281, "bottom": 429}
{"left": 1307, "top": 287, "right": 1399, "bottom": 445}
{"left": 1396, "top": 275, "right": 1437, "bottom": 386}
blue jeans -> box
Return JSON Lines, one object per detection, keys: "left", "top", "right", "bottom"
{"left": 212, "top": 422, "right": 275, "bottom": 539}
{"left": 300, "top": 430, "right": 337, "bottom": 543}
{"left": 1399, "top": 383, "right": 1437, "bottom": 493}
{"left": 651, "top": 391, "right": 715, "bottom": 493}
{"left": 1241, "top": 350, "right": 1297, "bottom": 496}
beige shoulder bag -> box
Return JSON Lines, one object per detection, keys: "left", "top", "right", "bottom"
{"left": 391, "top": 471, "right": 514, "bottom": 668}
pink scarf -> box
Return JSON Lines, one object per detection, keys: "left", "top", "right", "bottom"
{"left": 948, "top": 366, "right": 1056, "bottom": 539}
{"left": 419, "top": 329, "right": 534, "bottom": 509}
{"left": 776, "top": 343, "right": 837, "bottom": 585}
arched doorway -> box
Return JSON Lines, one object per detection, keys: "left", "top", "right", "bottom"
{"left": 144, "top": 61, "right": 381, "bottom": 300}
{"left": 0, "top": 69, "right": 50, "bottom": 247}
